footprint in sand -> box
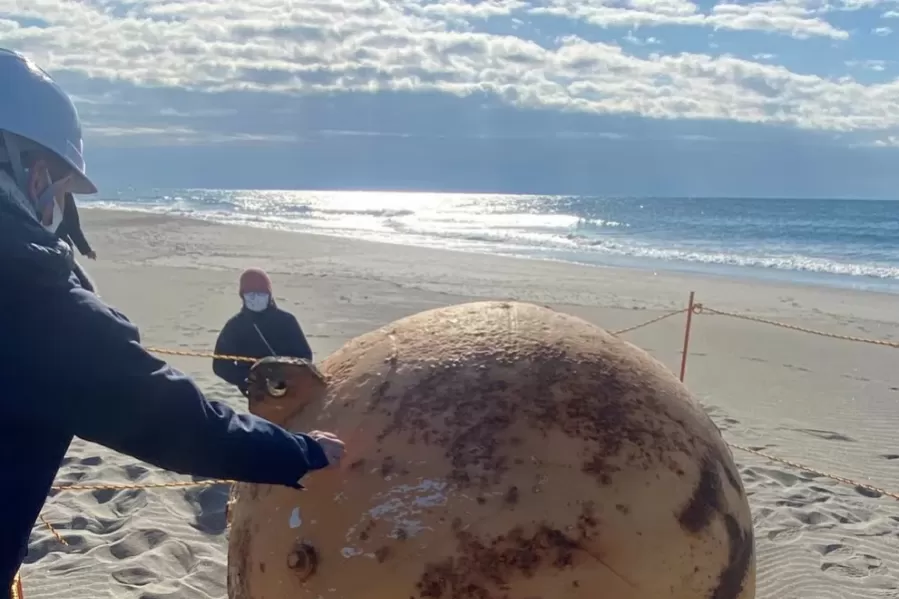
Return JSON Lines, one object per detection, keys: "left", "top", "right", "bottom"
{"left": 819, "top": 547, "right": 884, "bottom": 579}
{"left": 776, "top": 493, "right": 831, "bottom": 509}
{"left": 108, "top": 529, "right": 169, "bottom": 560}
{"left": 766, "top": 526, "right": 804, "bottom": 544}
{"left": 815, "top": 543, "right": 855, "bottom": 558}
{"left": 709, "top": 415, "right": 740, "bottom": 433}
{"left": 123, "top": 463, "right": 149, "bottom": 479}
{"left": 91, "top": 488, "right": 118, "bottom": 504}
{"left": 840, "top": 373, "right": 871, "bottom": 382}
{"left": 755, "top": 466, "right": 809, "bottom": 487}
{"left": 792, "top": 428, "right": 857, "bottom": 443}
{"left": 183, "top": 483, "right": 231, "bottom": 535}
{"left": 792, "top": 509, "right": 832, "bottom": 527}
{"left": 111, "top": 565, "right": 161, "bottom": 587}
{"left": 853, "top": 485, "right": 883, "bottom": 499}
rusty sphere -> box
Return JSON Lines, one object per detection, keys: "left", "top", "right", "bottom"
{"left": 226, "top": 300, "right": 755, "bottom": 599}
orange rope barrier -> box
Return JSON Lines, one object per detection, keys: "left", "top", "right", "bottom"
{"left": 11, "top": 573, "right": 23, "bottom": 599}
{"left": 144, "top": 347, "right": 257, "bottom": 362}
{"left": 727, "top": 442, "right": 899, "bottom": 501}
{"left": 694, "top": 304, "right": 899, "bottom": 348}
{"left": 38, "top": 515, "right": 68, "bottom": 547}
{"left": 611, "top": 307, "right": 690, "bottom": 335}
{"left": 51, "top": 478, "right": 231, "bottom": 492}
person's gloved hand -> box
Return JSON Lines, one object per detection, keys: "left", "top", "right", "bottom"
{"left": 308, "top": 430, "right": 345, "bottom": 469}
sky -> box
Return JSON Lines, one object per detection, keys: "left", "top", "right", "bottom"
{"left": 2, "top": 0, "right": 899, "bottom": 198}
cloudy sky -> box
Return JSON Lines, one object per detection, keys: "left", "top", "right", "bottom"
{"left": 2, "top": 0, "right": 898, "bottom": 197}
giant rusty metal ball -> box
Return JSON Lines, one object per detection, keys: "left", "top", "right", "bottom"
{"left": 226, "top": 300, "right": 755, "bottom": 599}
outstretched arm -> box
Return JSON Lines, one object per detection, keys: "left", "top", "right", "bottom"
{"left": 28, "top": 289, "right": 328, "bottom": 487}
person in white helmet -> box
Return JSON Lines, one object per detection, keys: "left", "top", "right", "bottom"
{"left": 0, "top": 48, "right": 347, "bottom": 595}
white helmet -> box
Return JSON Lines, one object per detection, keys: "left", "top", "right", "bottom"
{"left": 0, "top": 48, "right": 97, "bottom": 194}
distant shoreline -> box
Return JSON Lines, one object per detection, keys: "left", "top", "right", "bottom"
{"left": 78, "top": 204, "right": 899, "bottom": 297}
{"left": 88, "top": 190, "right": 899, "bottom": 202}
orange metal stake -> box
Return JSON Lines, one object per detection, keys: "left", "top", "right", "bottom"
{"left": 679, "top": 291, "right": 695, "bottom": 382}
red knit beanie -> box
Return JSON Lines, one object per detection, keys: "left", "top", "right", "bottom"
{"left": 239, "top": 268, "right": 273, "bottom": 295}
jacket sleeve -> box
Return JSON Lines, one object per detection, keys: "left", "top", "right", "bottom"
{"left": 63, "top": 196, "right": 93, "bottom": 256}
{"left": 212, "top": 319, "right": 252, "bottom": 391}
{"left": 283, "top": 312, "right": 314, "bottom": 361}
{"left": 72, "top": 260, "right": 98, "bottom": 294}
{"left": 33, "top": 289, "right": 329, "bottom": 486}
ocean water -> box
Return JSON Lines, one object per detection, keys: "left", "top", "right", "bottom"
{"left": 83, "top": 190, "right": 899, "bottom": 294}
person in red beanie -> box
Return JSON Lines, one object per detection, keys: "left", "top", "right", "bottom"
{"left": 212, "top": 268, "right": 314, "bottom": 396}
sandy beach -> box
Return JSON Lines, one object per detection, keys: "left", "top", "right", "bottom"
{"left": 20, "top": 208, "right": 899, "bottom": 599}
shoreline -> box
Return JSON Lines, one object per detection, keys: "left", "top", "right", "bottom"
{"left": 80, "top": 205, "right": 899, "bottom": 303}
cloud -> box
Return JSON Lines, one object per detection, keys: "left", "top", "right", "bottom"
{"left": 536, "top": 0, "right": 849, "bottom": 40}
{"left": 846, "top": 59, "right": 888, "bottom": 71}
{"left": 832, "top": 0, "right": 898, "bottom": 12}
{"left": 86, "top": 124, "right": 299, "bottom": 146}
{"left": 0, "top": 0, "right": 896, "bottom": 150}
{"left": 623, "top": 30, "right": 662, "bottom": 45}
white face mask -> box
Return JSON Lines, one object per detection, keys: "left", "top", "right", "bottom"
{"left": 244, "top": 292, "right": 270, "bottom": 312}
{"left": 0, "top": 169, "right": 68, "bottom": 233}
{"left": 36, "top": 171, "right": 70, "bottom": 234}
{"left": 42, "top": 196, "right": 64, "bottom": 234}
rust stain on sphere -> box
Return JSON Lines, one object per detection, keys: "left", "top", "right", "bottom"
{"left": 226, "top": 301, "right": 755, "bottom": 599}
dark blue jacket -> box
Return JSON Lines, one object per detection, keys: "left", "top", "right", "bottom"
{"left": 213, "top": 305, "right": 313, "bottom": 395}
{"left": 0, "top": 189, "right": 330, "bottom": 591}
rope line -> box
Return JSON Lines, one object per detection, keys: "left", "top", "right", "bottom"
{"left": 612, "top": 307, "right": 690, "bottom": 335}
{"left": 43, "top": 443, "right": 899, "bottom": 500}
{"left": 694, "top": 304, "right": 899, "bottom": 349}
{"left": 51, "top": 478, "right": 232, "bottom": 492}
{"left": 144, "top": 347, "right": 258, "bottom": 362}
{"left": 727, "top": 443, "right": 899, "bottom": 501}
{"left": 38, "top": 515, "right": 68, "bottom": 547}
{"left": 11, "top": 573, "right": 23, "bottom": 599}
{"left": 35, "top": 439, "right": 899, "bottom": 557}
{"left": 137, "top": 303, "right": 898, "bottom": 363}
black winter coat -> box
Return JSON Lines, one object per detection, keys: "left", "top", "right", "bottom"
{"left": 212, "top": 305, "right": 313, "bottom": 394}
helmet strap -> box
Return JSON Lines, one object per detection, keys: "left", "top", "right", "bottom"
{"left": 1, "top": 131, "right": 27, "bottom": 192}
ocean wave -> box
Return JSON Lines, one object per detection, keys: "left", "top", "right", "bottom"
{"left": 586, "top": 242, "right": 899, "bottom": 280}
{"left": 81, "top": 194, "right": 899, "bottom": 284}
{"left": 293, "top": 207, "right": 415, "bottom": 218}
{"left": 383, "top": 223, "right": 899, "bottom": 280}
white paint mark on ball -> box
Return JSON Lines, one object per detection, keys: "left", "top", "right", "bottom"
{"left": 289, "top": 507, "right": 302, "bottom": 529}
